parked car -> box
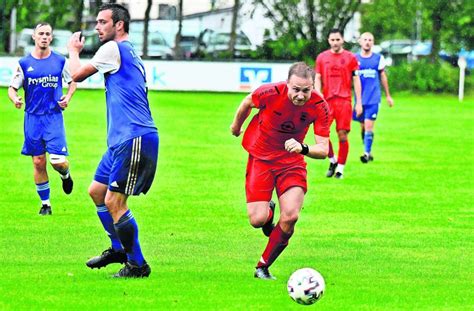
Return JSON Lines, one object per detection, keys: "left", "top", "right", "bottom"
{"left": 17, "top": 28, "right": 72, "bottom": 56}
{"left": 198, "top": 29, "right": 255, "bottom": 58}
{"left": 128, "top": 30, "right": 173, "bottom": 59}
{"left": 176, "top": 35, "right": 199, "bottom": 59}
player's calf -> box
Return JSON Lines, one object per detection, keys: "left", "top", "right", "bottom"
{"left": 262, "top": 200, "right": 276, "bottom": 237}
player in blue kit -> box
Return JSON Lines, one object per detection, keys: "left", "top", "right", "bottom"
{"left": 67, "top": 3, "right": 158, "bottom": 278}
{"left": 353, "top": 32, "right": 394, "bottom": 163}
{"left": 8, "top": 23, "right": 76, "bottom": 215}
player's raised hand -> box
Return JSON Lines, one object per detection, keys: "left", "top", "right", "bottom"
{"left": 285, "top": 138, "right": 303, "bottom": 154}
{"left": 13, "top": 96, "right": 23, "bottom": 109}
{"left": 68, "top": 31, "right": 85, "bottom": 54}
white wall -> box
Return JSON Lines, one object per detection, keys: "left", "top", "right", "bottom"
{"left": 0, "top": 57, "right": 292, "bottom": 92}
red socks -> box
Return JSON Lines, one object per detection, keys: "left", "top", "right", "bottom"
{"left": 257, "top": 224, "right": 292, "bottom": 268}
{"left": 337, "top": 140, "right": 349, "bottom": 165}
{"left": 265, "top": 207, "right": 273, "bottom": 224}
{"left": 328, "top": 140, "right": 335, "bottom": 158}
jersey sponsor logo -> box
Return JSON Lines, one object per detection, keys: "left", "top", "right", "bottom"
{"left": 27, "top": 74, "right": 59, "bottom": 88}
{"left": 358, "top": 68, "right": 377, "bottom": 78}
{"left": 240, "top": 67, "right": 272, "bottom": 90}
{"left": 279, "top": 121, "right": 296, "bottom": 133}
{"left": 27, "top": 66, "right": 34, "bottom": 72}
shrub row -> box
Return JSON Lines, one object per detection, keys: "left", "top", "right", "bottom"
{"left": 386, "top": 60, "right": 473, "bottom": 94}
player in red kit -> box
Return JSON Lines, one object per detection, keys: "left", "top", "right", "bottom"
{"left": 315, "top": 29, "right": 362, "bottom": 179}
{"left": 230, "top": 62, "right": 330, "bottom": 280}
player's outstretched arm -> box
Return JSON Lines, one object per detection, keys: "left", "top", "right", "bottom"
{"left": 230, "top": 93, "right": 254, "bottom": 137}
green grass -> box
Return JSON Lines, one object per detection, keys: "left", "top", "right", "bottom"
{"left": 0, "top": 88, "right": 472, "bottom": 310}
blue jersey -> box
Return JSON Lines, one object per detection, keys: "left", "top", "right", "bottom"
{"left": 103, "top": 41, "right": 157, "bottom": 147}
{"left": 17, "top": 52, "right": 68, "bottom": 115}
{"left": 356, "top": 53, "right": 385, "bottom": 106}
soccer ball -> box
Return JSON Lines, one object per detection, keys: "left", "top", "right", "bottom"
{"left": 287, "top": 268, "right": 325, "bottom": 305}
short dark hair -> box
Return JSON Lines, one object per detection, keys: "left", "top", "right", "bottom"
{"left": 287, "top": 62, "right": 315, "bottom": 83}
{"left": 328, "top": 28, "right": 343, "bottom": 38}
{"left": 99, "top": 3, "right": 130, "bottom": 33}
{"left": 34, "top": 22, "right": 52, "bottom": 32}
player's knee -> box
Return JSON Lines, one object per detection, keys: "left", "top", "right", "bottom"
{"left": 33, "top": 156, "right": 47, "bottom": 170}
{"left": 88, "top": 184, "right": 104, "bottom": 202}
{"left": 280, "top": 213, "right": 299, "bottom": 227}
{"left": 337, "top": 130, "right": 348, "bottom": 141}
{"left": 249, "top": 216, "right": 266, "bottom": 228}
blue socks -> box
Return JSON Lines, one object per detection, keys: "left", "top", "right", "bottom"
{"left": 36, "top": 181, "right": 50, "bottom": 205}
{"left": 364, "top": 131, "right": 374, "bottom": 154}
{"left": 96, "top": 204, "right": 123, "bottom": 251}
{"left": 114, "top": 210, "right": 145, "bottom": 266}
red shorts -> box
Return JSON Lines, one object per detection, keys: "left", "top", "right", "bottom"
{"left": 327, "top": 97, "right": 352, "bottom": 132}
{"left": 245, "top": 155, "right": 307, "bottom": 203}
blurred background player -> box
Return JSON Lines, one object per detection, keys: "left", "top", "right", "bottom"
{"left": 230, "top": 62, "right": 330, "bottom": 280}
{"left": 68, "top": 3, "right": 158, "bottom": 278}
{"left": 353, "top": 32, "right": 394, "bottom": 163}
{"left": 315, "top": 29, "right": 362, "bottom": 179}
{"left": 8, "top": 22, "right": 76, "bottom": 215}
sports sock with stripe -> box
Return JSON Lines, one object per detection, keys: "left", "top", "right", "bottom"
{"left": 36, "top": 181, "right": 50, "bottom": 206}
{"left": 364, "top": 131, "right": 374, "bottom": 155}
{"left": 96, "top": 204, "right": 123, "bottom": 251}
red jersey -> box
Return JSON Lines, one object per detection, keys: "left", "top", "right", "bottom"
{"left": 242, "top": 82, "right": 330, "bottom": 163}
{"left": 315, "top": 49, "right": 359, "bottom": 100}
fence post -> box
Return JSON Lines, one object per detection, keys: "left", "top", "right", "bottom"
{"left": 458, "top": 56, "right": 466, "bottom": 102}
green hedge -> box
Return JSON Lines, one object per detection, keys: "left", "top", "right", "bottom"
{"left": 386, "top": 60, "right": 473, "bottom": 94}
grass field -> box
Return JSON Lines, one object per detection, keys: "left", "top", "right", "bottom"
{"left": 0, "top": 87, "right": 472, "bottom": 310}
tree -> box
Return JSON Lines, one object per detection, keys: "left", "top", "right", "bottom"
{"left": 360, "top": 0, "right": 471, "bottom": 62}
{"left": 228, "top": 0, "right": 240, "bottom": 58}
{"left": 71, "top": 0, "right": 84, "bottom": 32}
{"left": 143, "top": 0, "right": 152, "bottom": 58}
{"left": 1, "top": 0, "right": 81, "bottom": 53}
{"left": 174, "top": 0, "right": 183, "bottom": 60}
{"left": 251, "top": 0, "right": 361, "bottom": 61}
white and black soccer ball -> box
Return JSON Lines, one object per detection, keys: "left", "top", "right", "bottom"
{"left": 287, "top": 268, "right": 325, "bottom": 305}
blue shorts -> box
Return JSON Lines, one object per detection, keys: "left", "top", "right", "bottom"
{"left": 94, "top": 132, "right": 159, "bottom": 196}
{"left": 353, "top": 104, "right": 380, "bottom": 122}
{"left": 22, "top": 112, "right": 68, "bottom": 156}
